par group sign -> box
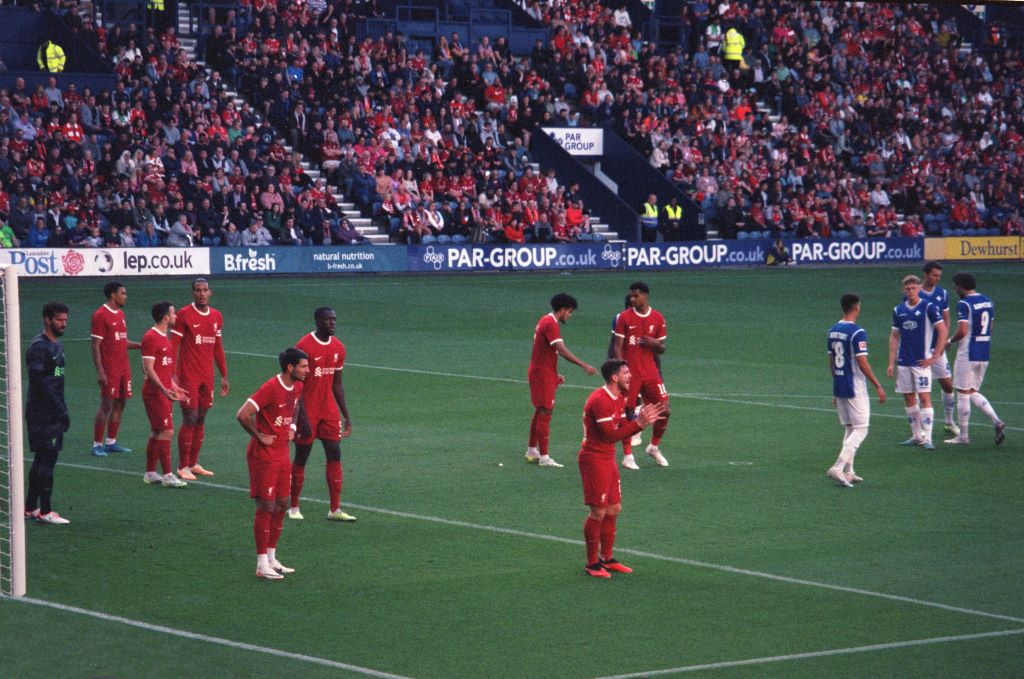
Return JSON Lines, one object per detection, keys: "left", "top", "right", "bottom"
{"left": 542, "top": 127, "right": 604, "bottom": 156}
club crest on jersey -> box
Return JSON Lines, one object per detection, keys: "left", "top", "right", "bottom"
{"left": 857, "top": 341, "right": 867, "bottom": 352}
{"left": 902, "top": 320, "right": 918, "bottom": 330}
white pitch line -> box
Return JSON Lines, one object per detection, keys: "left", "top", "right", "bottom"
{"left": 225, "top": 351, "right": 1024, "bottom": 432}
{"left": 3, "top": 596, "right": 413, "bottom": 679}
{"left": 591, "top": 628, "right": 1024, "bottom": 678}
{"left": 49, "top": 460, "right": 1024, "bottom": 626}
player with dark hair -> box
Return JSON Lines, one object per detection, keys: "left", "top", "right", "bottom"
{"left": 170, "top": 277, "right": 229, "bottom": 480}
{"left": 918, "top": 261, "right": 959, "bottom": 435}
{"left": 826, "top": 294, "right": 886, "bottom": 487}
{"left": 578, "top": 359, "right": 665, "bottom": 578}
{"left": 25, "top": 302, "right": 72, "bottom": 524}
{"left": 525, "top": 293, "right": 596, "bottom": 468}
{"left": 608, "top": 293, "right": 661, "bottom": 468}
{"left": 289, "top": 307, "right": 355, "bottom": 522}
{"left": 237, "top": 348, "right": 309, "bottom": 579}
{"left": 945, "top": 273, "right": 1006, "bottom": 446}
{"left": 140, "top": 302, "right": 188, "bottom": 488}
{"left": 90, "top": 281, "right": 140, "bottom": 456}
{"left": 613, "top": 282, "right": 671, "bottom": 468}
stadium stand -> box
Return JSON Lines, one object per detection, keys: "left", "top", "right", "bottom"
{"left": 1, "top": 0, "right": 1023, "bottom": 245}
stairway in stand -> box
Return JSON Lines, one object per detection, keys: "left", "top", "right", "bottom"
{"left": 175, "top": 16, "right": 392, "bottom": 244}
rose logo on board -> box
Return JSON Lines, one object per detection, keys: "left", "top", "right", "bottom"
{"left": 62, "top": 250, "right": 86, "bottom": 275}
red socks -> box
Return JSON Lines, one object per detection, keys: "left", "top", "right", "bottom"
{"left": 584, "top": 517, "right": 602, "bottom": 565}
{"left": 652, "top": 412, "right": 669, "bottom": 443}
{"left": 158, "top": 439, "right": 172, "bottom": 474}
{"left": 254, "top": 508, "right": 271, "bottom": 554}
{"left": 528, "top": 411, "right": 539, "bottom": 448}
{"left": 93, "top": 419, "right": 105, "bottom": 445}
{"left": 326, "top": 460, "right": 343, "bottom": 512}
{"left": 269, "top": 510, "right": 285, "bottom": 549}
{"left": 600, "top": 513, "right": 618, "bottom": 562}
{"left": 145, "top": 438, "right": 158, "bottom": 473}
{"left": 145, "top": 439, "right": 173, "bottom": 475}
{"left": 178, "top": 425, "right": 194, "bottom": 470}
{"left": 107, "top": 416, "right": 121, "bottom": 441}
{"left": 290, "top": 464, "right": 306, "bottom": 508}
{"left": 191, "top": 424, "right": 205, "bottom": 467}
{"left": 535, "top": 411, "right": 552, "bottom": 455}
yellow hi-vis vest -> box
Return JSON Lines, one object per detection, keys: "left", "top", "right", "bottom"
{"left": 723, "top": 28, "right": 745, "bottom": 61}
{"left": 642, "top": 202, "right": 658, "bottom": 218}
{"left": 664, "top": 204, "right": 682, "bottom": 220}
{"left": 37, "top": 41, "right": 66, "bottom": 73}
{"left": 148, "top": 0, "right": 165, "bottom": 10}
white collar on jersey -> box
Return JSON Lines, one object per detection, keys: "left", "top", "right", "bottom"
{"left": 276, "top": 374, "right": 295, "bottom": 391}
{"left": 191, "top": 302, "right": 211, "bottom": 316}
{"left": 632, "top": 306, "right": 653, "bottom": 318}
{"left": 309, "top": 331, "right": 333, "bottom": 346}
{"left": 602, "top": 385, "right": 617, "bottom": 400}
{"left": 103, "top": 303, "right": 120, "bottom": 314}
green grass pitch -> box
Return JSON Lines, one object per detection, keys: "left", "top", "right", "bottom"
{"left": 2, "top": 262, "right": 1022, "bottom": 678}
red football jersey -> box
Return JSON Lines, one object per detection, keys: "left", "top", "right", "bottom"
{"left": 140, "top": 327, "right": 175, "bottom": 388}
{"left": 90, "top": 304, "right": 131, "bottom": 375}
{"left": 295, "top": 332, "right": 346, "bottom": 419}
{"left": 245, "top": 375, "right": 303, "bottom": 456}
{"left": 528, "top": 313, "right": 563, "bottom": 377}
{"left": 613, "top": 307, "right": 666, "bottom": 379}
{"left": 172, "top": 303, "right": 224, "bottom": 383}
{"left": 580, "top": 385, "right": 640, "bottom": 457}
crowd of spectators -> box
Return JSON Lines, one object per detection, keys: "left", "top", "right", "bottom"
{"left": 527, "top": 0, "right": 1024, "bottom": 238}
{"left": 2, "top": 0, "right": 1024, "bottom": 247}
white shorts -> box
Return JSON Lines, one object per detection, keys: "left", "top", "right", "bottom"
{"left": 953, "top": 356, "right": 988, "bottom": 392}
{"left": 836, "top": 396, "right": 870, "bottom": 428}
{"left": 895, "top": 365, "right": 931, "bottom": 394}
{"left": 930, "top": 353, "right": 951, "bottom": 380}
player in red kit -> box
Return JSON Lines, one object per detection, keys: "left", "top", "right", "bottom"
{"left": 170, "top": 278, "right": 229, "bottom": 480}
{"left": 236, "top": 348, "right": 309, "bottom": 580}
{"left": 140, "top": 302, "right": 188, "bottom": 488}
{"left": 613, "top": 281, "right": 670, "bottom": 468}
{"left": 579, "top": 359, "right": 665, "bottom": 578}
{"left": 91, "top": 281, "right": 140, "bottom": 457}
{"left": 289, "top": 307, "right": 355, "bottom": 522}
{"left": 525, "top": 293, "right": 596, "bottom": 468}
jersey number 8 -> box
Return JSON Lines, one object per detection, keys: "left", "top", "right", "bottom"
{"left": 831, "top": 340, "right": 845, "bottom": 369}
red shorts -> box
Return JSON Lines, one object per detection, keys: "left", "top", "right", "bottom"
{"left": 625, "top": 375, "right": 669, "bottom": 409}
{"left": 100, "top": 372, "right": 133, "bottom": 400}
{"left": 179, "top": 378, "right": 214, "bottom": 410}
{"left": 578, "top": 452, "right": 621, "bottom": 507}
{"left": 294, "top": 415, "right": 341, "bottom": 446}
{"left": 142, "top": 385, "right": 173, "bottom": 431}
{"left": 247, "top": 444, "right": 291, "bottom": 501}
{"left": 529, "top": 373, "right": 558, "bottom": 409}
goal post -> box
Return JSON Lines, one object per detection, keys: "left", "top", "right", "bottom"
{"left": 0, "top": 264, "right": 25, "bottom": 597}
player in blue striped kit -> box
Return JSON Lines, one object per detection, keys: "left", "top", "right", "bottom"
{"left": 826, "top": 294, "right": 886, "bottom": 487}
{"left": 918, "top": 262, "right": 960, "bottom": 436}
{"left": 944, "top": 273, "right": 1006, "bottom": 446}
{"left": 887, "top": 275, "right": 948, "bottom": 450}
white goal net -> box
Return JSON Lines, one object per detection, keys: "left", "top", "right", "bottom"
{"left": 0, "top": 265, "right": 25, "bottom": 597}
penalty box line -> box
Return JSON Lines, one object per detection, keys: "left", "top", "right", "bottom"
{"left": 49, "top": 460, "right": 1024, "bottom": 627}
{"left": 592, "top": 627, "right": 1024, "bottom": 678}
{"left": 2, "top": 595, "right": 413, "bottom": 679}
{"left": 226, "top": 351, "right": 1024, "bottom": 433}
